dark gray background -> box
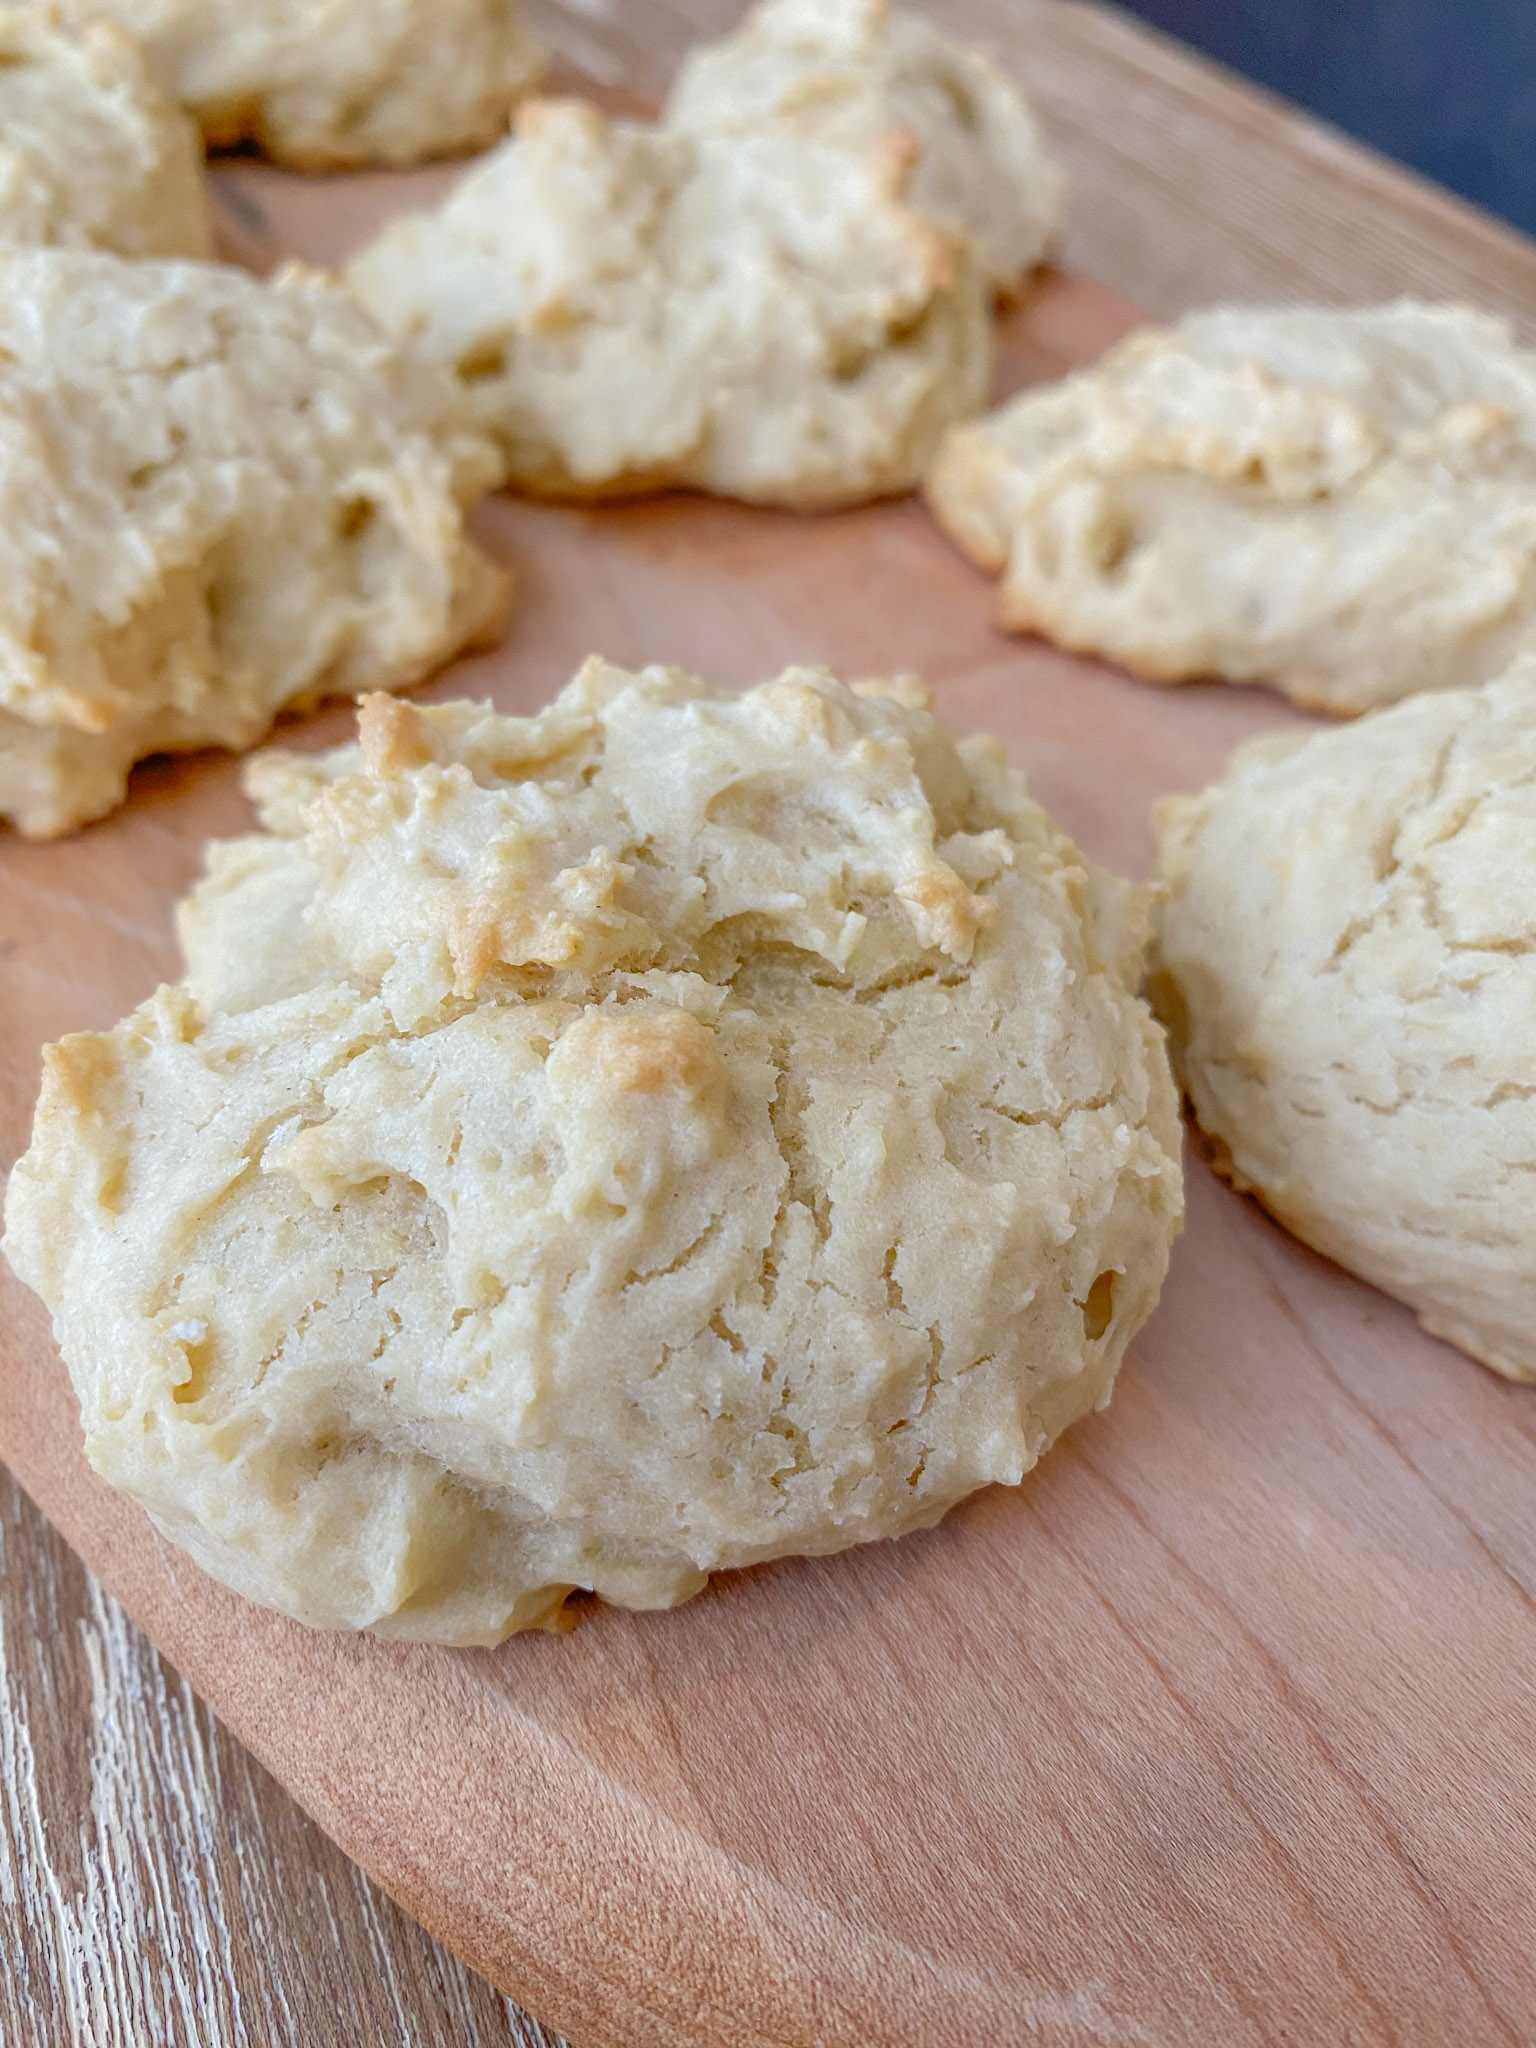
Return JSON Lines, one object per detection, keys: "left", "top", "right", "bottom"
{"left": 1117, "top": 0, "right": 1536, "bottom": 235}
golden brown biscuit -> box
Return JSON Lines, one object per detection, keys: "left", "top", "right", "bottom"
{"left": 1153, "top": 662, "right": 1536, "bottom": 1379}
{"left": 929, "top": 301, "right": 1536, "bottom": 714}
{"left": 0, "top": 249, "right": 507, "bottom": 837}
{"left": 346, "top": 98, "right": 992, "bottom": 511}
{"left": 4, "top": 662, "right": 1184, "bottom": 1642}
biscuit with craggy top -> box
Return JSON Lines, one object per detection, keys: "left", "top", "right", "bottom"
{"left": 928, "top": 301, "right": 1536, "bottom": 714}
{"left": 345, "top": 97, "right": 991, "bottom": 511}
{"left": 0, "top": 5, "right": 211, "bottom": 256}
{"left": 3, "top": 661, "right": 1184, "bottom": 1644}
{"left": 53, "top": 0, "right": 545, "bottom": 168}
{"left": 665, "top": 0, "right": 1065, "bottom": 297}
{"left": 0, "top": 248, "right": 507, "bottom": 838}
{"left": 1152, "top": 662, "right": 1536, "bottom": 1380}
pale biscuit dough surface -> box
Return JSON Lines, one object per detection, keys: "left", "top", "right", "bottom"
{"left": 53, "top": 0, "right": 545, "bottom": 168}
{"left": 665, "top": 0, "right": 1065, "bottom": 296}
{"left": 0, "top": 249, "right": 507, "bottom": 838}
{"left": 928, "top": 301, "right": 1536, "bottom": 715}
{"left": 0, "top": 5, "right": 211, "bottom": 256}
{"left": 345, "top": 98, "right": 991, "bottom": 511}
{"left": 4, "top": 663, "right": 1184, "bottom": 1643}
{"left": 1153, "top": 663, "right": 1536, "bottom": 1381}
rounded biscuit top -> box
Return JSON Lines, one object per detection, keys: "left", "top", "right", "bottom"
{"left": 1153, "top": 659, "right": 1536, "bottom": 1380}
{"left": 664, "top": 0, "right": 1066, "bottom": 295}
{"left": 4, "top": 660, "right": 1183, "bottom": 1644}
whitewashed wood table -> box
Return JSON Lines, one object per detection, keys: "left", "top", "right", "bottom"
{"left": 0, "top": 1467, "right": 566, "bottom": 2047}
{"left": 6, "top": 2, "right": 1536, "bottom": 2043}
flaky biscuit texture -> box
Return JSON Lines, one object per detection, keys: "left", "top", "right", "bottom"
{"left": 665, "top": 0, "right": 1065, "bottom": 295}
{"left": 1153, "top": 663, "right": 1536, "bottom": 1380}
{"left": 4, "top": 662, "right": 1183, "bottom": 1643}
{"left": 345, "top": 98, "right": 992, "bottom": 511}
{"left": 0, "top": 249, "right": 507, "bottom": 837}
{"left": 928, "top": 301, "right": 1536, "bottom": 714}
{"left": 0, "top": 6, "right": 211, "bottom": 257}
{"left": 53, "top": 0, "right": 545, "bottom": 168}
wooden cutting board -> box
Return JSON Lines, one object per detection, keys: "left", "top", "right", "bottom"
{"left": 5, "top": 5, "right": 1536, "bottom": 2044}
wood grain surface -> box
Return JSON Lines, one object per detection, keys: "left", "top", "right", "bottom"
{"left": 0, "top": 1468, "right": 566, "bottom": 2048}
{"left": 5, "top": 4, "right": 1536, "bottom": 2045}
